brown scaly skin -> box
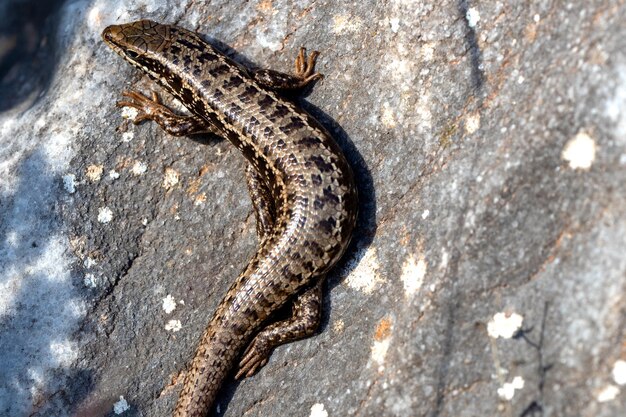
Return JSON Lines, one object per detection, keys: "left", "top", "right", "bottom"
{"left": 102, "top": 20, "right": 358, "bottom": 417}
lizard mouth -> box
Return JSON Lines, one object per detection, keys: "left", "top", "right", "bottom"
{"left": 102, "top": 24, "right": 144, "bottom": 62}
{"left": 102, "top": 25, "right": 123, "bottom": 47}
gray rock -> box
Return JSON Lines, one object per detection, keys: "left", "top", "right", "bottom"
{"left": 1, "top": 0, "right": 625, "bottom": 416}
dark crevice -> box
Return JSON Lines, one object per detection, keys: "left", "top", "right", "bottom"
{"left": 456, "top": 0, "right": 485, "bottom": 93}
{"left": 515, "top": 302, "right": 552, "bottom": 417}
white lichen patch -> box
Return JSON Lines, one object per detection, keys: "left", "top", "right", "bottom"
{"left": 97, "top": 207, "right": 113, "bottom": 223}
{"left": 84, "top": 257, "right": 97, "bottom": 268}
{"left": 332, "top": 319, "right": 345, "bottom": 333}
{"left": 561, "top": 131, "right": 596, "bottom": 170}
{"left": 162, "top": 168, "right": 180, "bottom": 189}
{"left": 34, "top": 117, "right": 46, "bottom": 131}
{"left": 0, "top": 273, "right": 21, "bottom": 317}
{"left": 344, "top": 246, "right": 384, "bottom": 294}
{"left": 131, "top": 160, "right": 148, "bottom": 175}
{"left": 381, "top": 102, "right": 397, "bottom": 128}
{"left": 487, "top": 312, "right": 523, "bottom": 339}
{"left": 439, "top": 248, "right": 449, "bottom": 270}
{"left": 497, "top": 376, "right": 524, "bottom": 400}
{"left": 597, "top": 384, "right": 619, "bottom": 402}
{"left": 86, "top": 164, "right": 103, "bottom": 182}
{"left": 605, "top": 64, "right": 626, "bottom": 139}
{"left": 6, "top": 231, "right": 18, "bottom": 247}
{"left": 84, "top": 273, "right": 98, "bottom": 288}
{"left": 45, "top": 132, "right": 73, "bottom": 168}
{"left": 49, "top": 339, "right": 78, "bottom": 366}
{"left": 162, "top": 295, "right": 177, "bottom": 314}
{"left": 372, "top": 338, "right": 391, "bottom": 370}
{"left": 165, "top": 319, "right": 182, "bottom": 332}
{"left": 27, "top": 367, "right": 45, "bottom": 393}
{"left": 386, "top": 58, "right": 412, "bottom": 80}
{"left": 612, "top": 360, "right": 626, "bottom": 385}
{"left": 121, "top": 106, "right": 139, "bottom": 120}
{"left": 466, "top": 7, "right": 480, "bottom": 28}
{"left": 121, "top": 132, "right": 134, "bottom": 143}
{"left": 309, "top": 403, "right": 328, "bottom": 417}
{"left": 415, "top": 94, "right": 432, "bottom": 130}
{"left": 421, "top": 209, "right": 430, "bottom": 219}
{"left": 109, "top": 169, "right": 120, "bottom": 180}
{"left": 465, "top": 112, "right": 481, "bottom": 134}
{"left": 389, "top": 17, "right": 400, "bottom": 33}
{"left": 63, "top": 174, "right": 76, "bottom": 193}
{"left": 332, "top": 15, "right": 362, "bottom": 34}
{"left": 400, "top": 253, "right": 427, "bottom": 297}
{"left": 0, "top": 118, "right": 16, "bottom": 137}
{"left": 113, "top": 396, "right": 130, "bottom": 414}
{"left": 420, "top": 42, "right": 435, "bottom": 61}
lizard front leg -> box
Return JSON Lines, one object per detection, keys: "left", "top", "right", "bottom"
{"left": 117, "top": 90, "right": 218, "bottom": 136}
{"left": 252, "top": 47, "right": 323, "bottom": 93}
{"left": 120, "top": 89, "right": 279, "bottom": 244}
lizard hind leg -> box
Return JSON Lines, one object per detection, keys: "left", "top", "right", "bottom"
{"left": 245, "top": 164, "right": 276, "bottom": 242}
{"left": 235, "top": 279, "right": 324, "bottom": 379}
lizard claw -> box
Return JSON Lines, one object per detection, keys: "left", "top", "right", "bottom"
{"left": 116, "top": 90, "right": 165, "bottom": 124}
{"left": 294, "top": 47, "right": 323, "bottom": 84}
{"left": 235, "top": 336, "right": 271, "bottom": 380}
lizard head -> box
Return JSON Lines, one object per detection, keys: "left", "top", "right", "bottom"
{"left": 102, "top": 19, "right": 174, "bottom": 79}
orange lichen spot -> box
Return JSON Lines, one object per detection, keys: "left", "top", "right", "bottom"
{"left": 399, "top": 226, "right": 411, "bottom": 246}
{"left": 199, "top": 164, "right": 211, "bottom": 176}
{"left": 187, "top": 177, "right": 202, "bottom": 195}
{"left": 257, "top": 0, "right": 273, "bottom": 11}
{"left": 194, "top": 193, "right": 207, "bottom": 206}
{"left": 116, "top": 156, "right": 134, "bottom": 170}
{"left": 524, "top": 23, "right": 537, "bottom": 43}
{"left": 375, "top": 317, "right": 392, "bottom": 341}
{"left": 86, "top": 164, "right": 104, "bottom": 182}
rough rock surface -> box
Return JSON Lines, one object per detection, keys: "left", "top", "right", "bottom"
{"left": 1, "top": 0, "right": 625, "bottom": 416}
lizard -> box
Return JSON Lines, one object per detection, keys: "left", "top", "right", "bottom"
{"left": 102, "top": 19, "right": 358, "bottom": 417}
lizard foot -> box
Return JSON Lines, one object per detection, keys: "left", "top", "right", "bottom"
{"left": 293, "top": 47, "right": 323, "bottom": 84}
{"left": 235, "top": 335, "right": 272, "bottom": 379}
{"left": 116, "top": 90, "right": 167, "bottom": 124}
